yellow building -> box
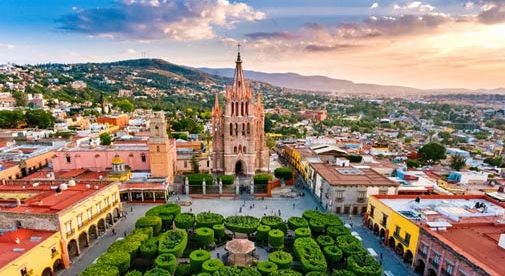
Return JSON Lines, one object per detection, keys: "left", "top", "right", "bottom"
{"left": 366, "top": 195, "right": 421, "bottom": 265}
{"left": 0, "top": 181, "right": 122, "bottom": 268}
{"left": 108, "top": 154, "right": 132, "bottom": 181}
{"left": 281, "top": 144, "right": 309, "bottom": 180}
{"left": 0, "top": 229, "right": 63, "bottom": 276}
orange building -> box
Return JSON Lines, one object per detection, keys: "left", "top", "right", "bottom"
{"left": 97, "top": 114, "right": 129, "bottom": 128}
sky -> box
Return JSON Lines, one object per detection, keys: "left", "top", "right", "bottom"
{"left": 1, "top": 0, "right": 505, "bottom": 89}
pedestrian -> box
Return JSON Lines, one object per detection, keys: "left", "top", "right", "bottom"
{"left": 380, "top": 253, "right": 383, "bottom": 260}
{"left": 112, "top": 229, "right": 116, "bottom": 235}
{"left": 190, "top": 208, "right": 193, "bottom": 213}
{"left": 239, "top": 207, "right": 242, "bottom": 213}
{"left": 124, "top": 231, "right": 127, "bottom": 237}
{"left": 350, "top": 222, "right": 353, "bottom": 228}
{"left": 130, "top": 206, "right": 133, "bottom": 212}
{"left": 292, "top": 203, "right": 295, "bottom": 209}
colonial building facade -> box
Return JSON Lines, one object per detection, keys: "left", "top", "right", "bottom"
{"left": 211, "top": 52, "right": 269, "bottom": 175}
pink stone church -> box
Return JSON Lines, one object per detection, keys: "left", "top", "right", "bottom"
{"left": 211, "top": 51, "right": 269, "bottom": 175}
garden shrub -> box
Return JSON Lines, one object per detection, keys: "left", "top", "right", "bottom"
{"left": 332, "top": 270, "right": 357, "bottom": 276}
{"left": 305, "top": 272, "right": 327, "bottom": 276}
{"left": 294, "top": 227, "right": 311, "bottom": 238}
{"left": 302, "top": 210, "right": 319, "bottom": 221}
{"left": 197, "top": 273, "right": 212, "bottom": 276}
{"left": 323, "top": 245, "right": 343, "bottom": 264}
{"left": 144, "top": 267, "right": 170, "bottom": 276}
{"left": 309, "top": 219, "right": 325, "bottom": 235}
{"left": 225, "top": 216, "right": 260, "bottom": 234}
{"left": 268, "top": 251, "right": 293, "bottom": 269}
{"left": 202, "top": 259, "right": 224, "bottom": 273}
{"left": 261, "top": 216, "right": 284, "bottom": 230}
{"left": 190, "top": 249, "right": 212, "bottom": 273}
{"left": 175, "top": 212, "right": 195, "bottom": 229}
{"left": 327, "top": 225, "right": 350, "bottom": 239}
{"left": 154, "top": 253, "right": 177, "bottom": 274}
{"left": 196, "top": 212, "right": 224, "bottom": 228}
{"left": 256, "top": 225, "right": 271, "bottom": 242}
{"left": 316, "top": 235, "right": 334, "bottom": 247}
{"left": 240, "top": 267, "right": 262, "bottom": 276}
{"left": 124, "top": 270, "right": 142, "bottom": 276}
{"left": 336, "top": 235, "right": 364, "bottom": 257}
{"left": 188, "top": 173, "right": 213, "bottom": 185}
{"left": 346, "top": 253, "right": 382, "bottom": 276}
{"left": 274, "top": 167, "right": 293, "bottom": 180}
{"left": 220, "top": 175, "right": 235, "bottom": 185}
{"left": 257, "top": 260, "right": 278, "bottom": 275}
{"left": 146, "top": 203, "right": 180, "bottom": 229}
{"left": 213, "top": 224, "right": 225, "bottom": 240}
{"left": 96, "top": 251, "right": 130, "bottom": 275}
{"left": 287, "top": 217, "right": 308, "bottom": 230}
{"left": 158, "top": 229, "right": 188, "bottom": 257}
{"left": 139, "top": 237, "right": 158, "bottom": 259}
{"left": 270, "top": 269, "right": 302, "bottom": 276}
{"left": 135, "top": 216, "right": 162, "bottom": 236}
{"left": 133, "top": 226, "right": 154, "bottom": 238}
{"left": 213, "top": 266, "right": 243, "bottom": 275}
{"left": 268, "top": 229, "right": 285, "bottom": 249}
{"left": 293, "top": 237, "right": 327, "bottom": 273}
{"left": 107, "top": 238, "right": 141, "bottom": 258}
{"left": 195, "top": 227, "right": 215, "bottom": 248}
{"left": 175, "top": 263, "right": 191, "bottom": 276}
{"left": 253, "top": 173, "right": 273, "bottom": 185}
{"left": 81, "top": 263, "right": 119, "bottom": 276}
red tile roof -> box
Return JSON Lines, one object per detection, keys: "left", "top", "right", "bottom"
{"left": 0, "top": 228, "right": 57, "bottom": 268}
{"left": 311, "top": 163, "right": 398, "bottom": 186}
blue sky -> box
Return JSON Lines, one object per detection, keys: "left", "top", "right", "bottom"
{"left": 1, "top": 0, "right": 505, "bottom": 89}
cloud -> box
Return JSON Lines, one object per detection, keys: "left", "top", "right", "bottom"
{"left": 0, "top": 43, "right": 15, "bottom": 49}
{"left": 370, "top": 2, "right": 379, "bottom": 9}
{"left": 125, "top": 49, "right": 137, "bottom": 55}
{"left": 244, "top": 32, "right": 299, "bottom": 40}
{"left": 477, "top": 2, "right": 505, "bottom": 24}
{"left": 58, "top": 0, "right": 265, "bottom": 41}
{"left": 464, "top": 2, "right": 475, "bottom": 9}
{"left": 365, "top": 14, "right": 450, "bottom": 36}
{"left": 393, "top": 1, "right": 436, "bottom": 13}
{"left": 304, "top": 43, "right": 360, "bottom": 52}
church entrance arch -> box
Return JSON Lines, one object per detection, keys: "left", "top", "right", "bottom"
{"left": 235, "top": 160, "right": 245, "bottom": 175}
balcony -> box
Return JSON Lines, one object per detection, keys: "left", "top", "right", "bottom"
{"left": 393, "top": 232, "right": 410, "bottom": 247}
{"left": 380, "top": 220, "right": 388, "bottom": 227}
{"left": 417, "top": 248, "right": 427, "bottom": 258}
{"left": 429, "top": 258, "right": 439, "bottom": 269}
{"left": 78, "top": 206, "right": 113, "bottom": 230}
{"left": 66, "top": 229, "right": 75, "bottom": 238}
{"left": 357, "top": 198, "right": 366, "bottom": 203}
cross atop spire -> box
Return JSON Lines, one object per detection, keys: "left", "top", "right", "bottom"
{"left": 236, "top": 43, "right": 241, "bottom": 62}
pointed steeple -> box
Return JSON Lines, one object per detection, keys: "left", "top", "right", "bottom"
{"left": 212, "top": 92, "right": 221, "bottom": 117}
{"left": 228, "top": 43, "right": 252, "bottom": 99}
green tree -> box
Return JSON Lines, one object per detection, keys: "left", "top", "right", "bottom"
{"left": 25, "top": 109, "right": 55, "bottom": 129}
{"left": 115, "top": 99, "right": 135, "bottom": 113}
{"left": 450, "top": 154, "right": 466, "bottom": 171}
{"left": 418, "top": 142, "right": 446, "bottom": 164}
{"left": 11, "top": 90, "right": 28, "bottom": 106}
{"left": 0, "top": 110, "right": 25, "bottom": 128}
{"left": 190, "top": 154, "right": 200, "bottom": 173}
{"left": 99, "top": 132, "right": 112, "bottom": 145}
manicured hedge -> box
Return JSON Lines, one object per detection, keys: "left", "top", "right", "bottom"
{"left": 220, "top": 175, "right": 235, "bottom": 185}
{"left": 270, "top": 269, "right": 302, "bottom": 276}
{"left": 175, "top": 263, "right": 191, "bottom": 276}
{"left": 327, "top": 225, "right": 351, "bottom": 239}
{"left": 287, "top": 217, "right": 308, "bottom": 230}
{"left": 293, "top": 237, "right": 327, "bottom": 273}
{"left": 196, "top": 212, "right": 224, "bottom": 228}
{"left": 195, "top": 227, "right": 215, "bottom": 248}
{"left": 323, "top": 245, "right": 343, "bottom": 264}
{"left": 294, "top": 227, "right": 311, "bottom": 238}
{"left": 256, "top": 225, "right": 271, "bottom": 243}
{"left": 108, "top": 238, "right": 141, "bottom": 258}
{"left": 268, "top": 229, "right": 285, "bottom": 249}
{"left": 190, "top": 249, "right": 211, "bottom": 273}
{"left": 213, "top": 224, "right": 225, "bottom": 240}
{"left": 139, "top": 237, "right": 158, "bottom": 259}
{"left": 274, "top": 167, "right": 293, "bottom": 180}
{"left": 124, "top": 270, "right": 142, "bottom": 276}
{"left": 135, "top": 216, "right": 162, "bottom": 236}
{"left": 202, "top": 259, "right": 224, "bottom": 273}
{"left": 145, "top": 203, "right": 180, "bottom": 230}
{"left": 144, "top": 267, "right": 170, "bottom": 276}
{"left": 158, "top": 229, "right": 188, "bottom": 257}
{"left": 302, "top": 210, "right": 320, "bottom": 221}
{"left": 188, "top": 173, "right": 213, "bottom": 185}
{"left": 197, "top": 273, "right": 212, "bottom": 276}
{"left": 346, "top": 253, "right": 382, "bottom": 276}
{"left": 257, "top": 260, "right": 278, "bottom": 275}
{"left": 214, "top": 266, "right": 262, "bottom": 276}
{"left": 261, "top": 216, "right": 284, "bottom": 230}
{"left": 81, "top": 263, "right": 119, "bottom": 276}
{"left": 96, "top": 251, "right": 130, "bottom": 275}
{"left": 225, "top": 216, "right": 260, "bottom": 234}
{"left": 305, "top": 272, "right": 327, "bottom": 276}
{"left": 303, "top": 210, "right": 343, "bottom": 230}
{"left": 268, "top": 251, "right": 293, "bottom": 269}
{"left": 254, "top": 173, "right": 273, "bottom": 185}
{"left": 134, "top": 226, "right": 154, "bottom": 238}
{"left": 336, "top": 235, "right": 364, "bottom": 257}
{"left": 154, "top": 253, "right": 177, "bottom": 274}
{"left": 309, "top": 219, "right": 325, "bottom": 234}
{"left": 175, "top": 212, "right": 195, "bottom": 229}
{"left": 332, "top": 270, "right": 357, "bottom": 276}
{"left": 316, "top": 235, "right": 334, "bottom": 247}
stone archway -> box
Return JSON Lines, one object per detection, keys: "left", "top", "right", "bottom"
{"left": 114, "top": 207, "right": 121, "bottom": 222}
{"left": 373, "top": 224, "right": 379, "bottom": 235}
{"left": 106, "top": 213, "right": 113, "bottom": 227}
{"left": 415, "top": 259, "right": 426, "bottom": 274}
{"left": 67, "top": 239, "right": 79, "bottom": 259}
{"left": 367, "top": 219, "right": 373, "bottom": 230}
{"left": 379, "top": 228, "right": 386, "bottom": 240}
{"left": 78, "top": 231, "right": 88, "bottom": 249}
{"left": 89, "top": 225, "right": 98, "bottom": 242}
{"left": 53, "top": 259, "right": 64, "bottom": 273}
{"left": 235, "top": 160, "right": 245, "bottom": 175}
{"left": 404, "top": 250, "right": 414, "bottom": 264}
{"left": 396, "top": 242, "right": 405, "bottom": 257}
{"left": 42, "top": 267, "right": 53, "bottom": 276}
{"left": 97, "top": 219, "right": 106, "bottom": 235}
{"left": 426, "top": 268, "right": 437, "bottom": 276}
{"left": 388, "top": 237, "right": 396, "bottom": 248}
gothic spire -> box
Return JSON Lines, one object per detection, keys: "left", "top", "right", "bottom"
{"left": 227, "top": 43, "right": 252, "bottom": 99}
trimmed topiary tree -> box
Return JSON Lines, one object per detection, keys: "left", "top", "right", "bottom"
{"left": 202, "top": 259, "right": 224, "bottom": 273}
{"left": 274, "top": 167, "right": 293, "bottom": 180}
{"left": 154, "top": 253, "right": 177, "bottom": 274}
{"left": 346, "top": 253, "right": 382, "bottom": 276}
{"left": 336, "top": 235, "right": 364, "bottom": 257}
{"left": 146, "top": 203, "right": 180, "bottom": 230}
{"left": 294, "top": 227, "right": 311, "bottom": 239}
{"left": 225, "top": 216, "right": 260, "bottom": 234}
{"left": 195, "top": 227, "right": 215, "bottom": 248}
{"left": 268, "top": 251, "right": 293, "bottom": 269}
{"left": 287, "top": 217, "right": 308, "bottom": 230}
{"left": 257, "top": 260, "right": 278, "bottom": 275}
{"left": 197, "top": 273, "right": 212, "bottom": 276}
{"left": 140, "top": 237, "right": 158, "bottom": 259}
{"left": 316, "top": 235, "right": 334, "bottom": 247}
{"left": 81, "top": 263, "right": 119, "bottom": 276}
{"left": 323, "top": 245, "right": 343, "bottom": 264}
{"left": 309, "top": 219, "right": 325, "bottom": 235}
{"left": 134, "top": 226, "right": 154, "bottom": 238}
{"left": 96, "top": 251, "right": 131, "bottom": 275}
{"left": 293, "top": 237, "right": 327, "bottom": 273}
{"left": 188, "top": 173, "right": 213, "bottom": 185}
{"left": 144, "top": 267, "right": 170, "bottom": 276}
{"left": 268, "top": 229, "right": 285, "bottom": 249}
{"left": 261, "top": 216, "right": 284, "bottom": 230}
{"left": 213, "top": 224, "right": 225, "bottom": 240}
{"left": 327, "top": 225, "right": 351, "bottom": 239}
{"left": 253, "top": 173, "right": 273, "bottom": 185}
{"left": 305, "top": 272, "right": 328, "bottom": 276}
{"left": 256, "top": 225, "right": 271, "bottom": 243}
{"left": 270, "top": 269, "right": 302, "bottom": 276}
{"left": 158, "top": 229, "right": 188, "bottom": 257}
{"left": 190, "top": 249, "right": 211, "bottom": 273}
{"left": 196, "top": 212, "right": 224, "bottom": 228}
{"left": 107, "top": 238, "right": 141, "bottom": 259}
{"left": 124, "top": 270, "right": 142, "bottom": 276}
{"left": 174, "top": 212, "right": 195, "bottom": 229}
{"left": 220, "top": 175, "right": 235, "bottom": 185}
{"left": 135, "top": 216, "right": 162, "bottom": 236}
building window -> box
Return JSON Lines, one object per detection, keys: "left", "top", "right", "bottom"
{"left": 207, "top": 159, "right": 210, "bottom": 167}
{"left": 395, "top": 226, "right": 401, "bottom": 235}
{"left": 156, "top": 145, "right": 160, "bottom": 152}
{"left": 335, "top": 190, "right": 344, "bottom": 202}
{"left": 247, "top": 123, "right": 250, "bottom": 134}
{"left": 66, "top": 155, "right": 71, "bottom": 163}
{"left": 379, "top": 188, "right": 388, "bottom": 195}
{"left": 77, "top": 214, "right": 83, "bottom": 228}
{"left": 87, "top": 208, "right": 93, "bottom": 219}
{"left": 112, "top": 194, "right": 117, "bottom": 203}
{"left": 141, "top": 153, "right": 146, "bottom": 162}
{"left": 404, "top": 233, "right": 411, "bottom": 245}
{"left": 446, "top": 262, "right": 454, "bottom": 275}
{"left": 51, "top": 247, "right": 58, "bottom": 258}
{"left": 235, "top": 123, "right": 238, "bottom": 135}
{"left": 242, "top": 123, "right": 245, "bottom": 135}
{"left": 357, "top": 190, "right": 366, "bottom": 202}
{"left": 105, "top": 197, "right": 110, "bottom": 207}
{"left": 243, "top": 146, "right": 246, "bottom": 153}
{"left": 20, "top": 267, "right": 28, "bottom": 276}
{"left": 231, "top": 102, "right": 234, "bottom": 115}
{"left": 370, "top": 205, "right": 375, "bottom": 218}
{"left": 96, "top": 202, "right": 102, "bottom": 213}
{"left": 184, "top": 161, "right": 188, "bottom": 168}
{"left": 65, "top": 221, "right": 72, "bottom": 234}
{"left": 381, "top": 213, "right": 388, "bottom": 227}
{"left": 234, "top": 146, "right": 237, "bottom": 153}
{"left": 229, "top": 123, "right": 233, "bottom": 136}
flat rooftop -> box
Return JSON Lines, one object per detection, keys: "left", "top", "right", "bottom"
{"left": 311, "top": 163, "right": 398, "bottom": 186}
{"left": 0, "top": 228, "right": 57, "bottom": 268}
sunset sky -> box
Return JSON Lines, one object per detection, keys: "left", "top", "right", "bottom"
{"left": 1, "top": 0, "right": 505, "bottom": 89}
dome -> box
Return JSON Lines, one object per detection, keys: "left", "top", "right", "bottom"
{"left": 112, "top": 154, "right": 123, "bottom": 165}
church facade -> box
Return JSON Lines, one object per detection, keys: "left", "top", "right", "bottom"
{"left": 211, "top": 52, "right": 269, "bottom": 175}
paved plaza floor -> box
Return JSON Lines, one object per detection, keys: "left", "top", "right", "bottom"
{"left": 61, "top": 193, "right": 416, "bottom": 276}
